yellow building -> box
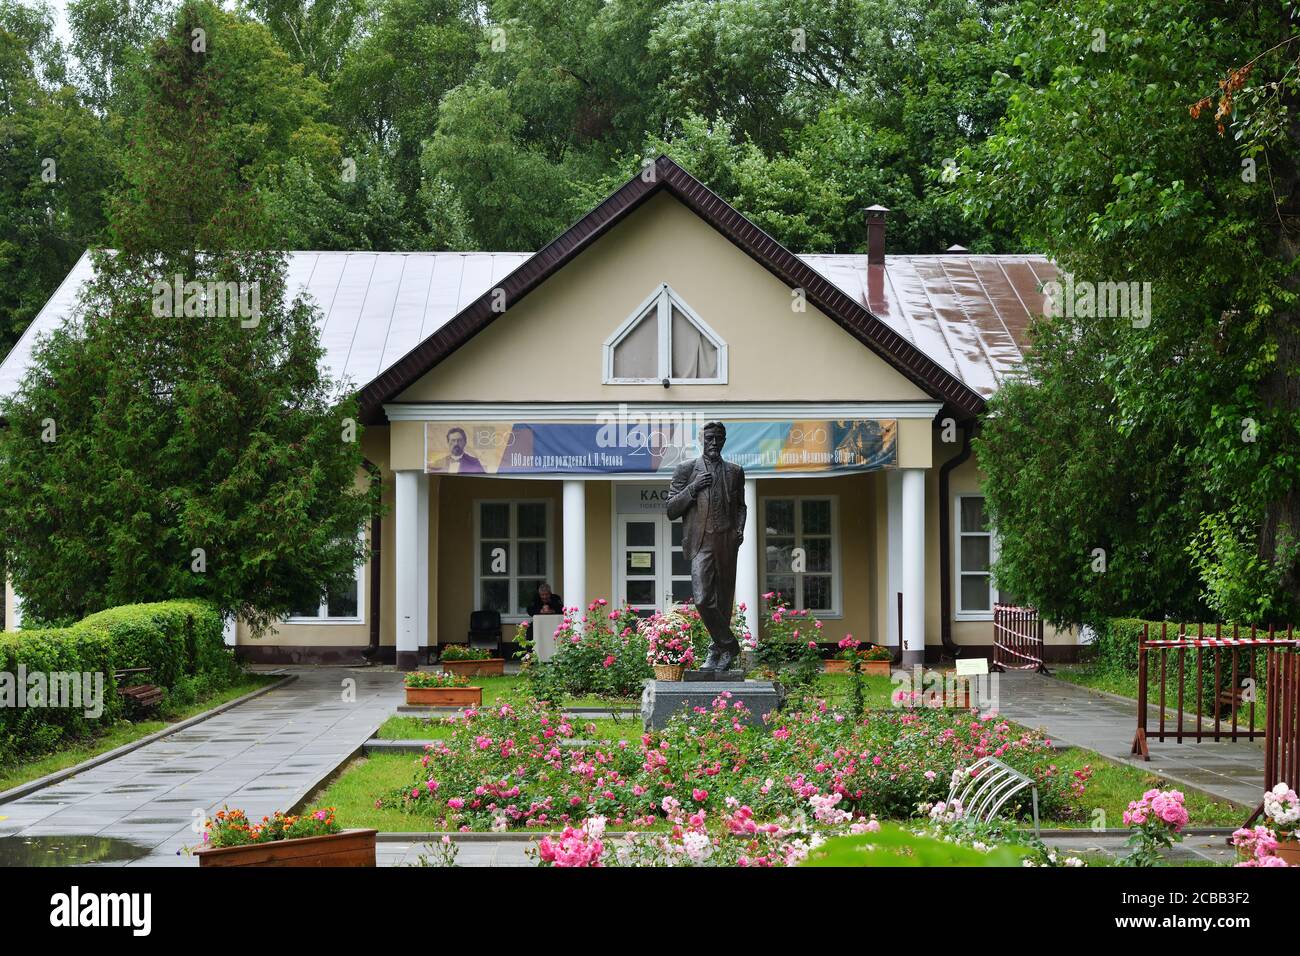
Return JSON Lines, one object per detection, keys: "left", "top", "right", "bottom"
{"left": 2, "top": 158, "right": 1076, "bottom": 666}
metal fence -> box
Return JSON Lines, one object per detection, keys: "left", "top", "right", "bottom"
{"left": 1264, "top": 647, "right": 1300, "bottom": 794}
{"left": 1130, "top": 622, "right": 1298, "bottom": 760}
{"left": 992, "top": 604, "right": 1048, "bottom": 674}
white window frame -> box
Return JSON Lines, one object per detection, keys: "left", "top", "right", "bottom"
{"left": 759, "top": 495, "right": 842, "bottom": 618}
{"left": 602, "top": 283, "right": 728, "bottom": 385}
{"left": 474, "top": 498, "right": 554, "bottom": 624}
{"left": 285, "top": 540, "right": 366, "bottom": 625}
{"left": 954, "top": 493, "right": 998, "bottom": 621}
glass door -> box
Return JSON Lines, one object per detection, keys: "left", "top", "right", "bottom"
{"left": 618, "top": 514, "right": 694, "bottom": 616}
{"left": 618, "top": 516, "right": 660, "bottom": 617}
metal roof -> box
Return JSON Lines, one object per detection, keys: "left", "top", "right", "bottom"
{"left": 801, "top": 253, "right": 1056, "bottom": 398}
{"left": 0, "top": 248, "right": 1053, "bottom": 406}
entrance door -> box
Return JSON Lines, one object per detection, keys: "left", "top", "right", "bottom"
{"left": 617, "top": 514, "right": 693, "bottom": 616}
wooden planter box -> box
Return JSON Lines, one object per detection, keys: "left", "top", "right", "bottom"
{"left": 195, "top": 829, "right": 377, "bottom": 868}
{"left": 406, "top": 685, "right": 483, "bottom": 707}
{"left": 1275, "top": 838, "right": 1300, "bottom": 866}
{"left": 441, "top": 658, "right": 505, "bottom": 678}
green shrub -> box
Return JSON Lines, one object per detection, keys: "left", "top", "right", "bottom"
{"left": 0, "top": 599, "right": 241, "bottom": 768}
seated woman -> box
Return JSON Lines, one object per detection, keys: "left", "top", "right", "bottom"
{"left": 526, "top": 582, "right": 564, "bottom": 617}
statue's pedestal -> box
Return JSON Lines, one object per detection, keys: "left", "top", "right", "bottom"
{"left": 641, "top": 679, "right": 783, "bottom": 730}
{"left": 683, "top": 669, "right": 745, "bottom": 681}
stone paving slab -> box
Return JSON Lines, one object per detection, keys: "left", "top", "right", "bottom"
{"left": 992, "top": 672, "right": 1265, "bottom": 808}
{"left": 1, "top": 666, "right": 404, "bottom": 865}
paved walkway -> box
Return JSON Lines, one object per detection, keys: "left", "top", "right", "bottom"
{"left": 993, "top": 672, "right": 1265, "bottom": 808}
{"left": 0, "top": 666, "right": 404, "bottom": 865}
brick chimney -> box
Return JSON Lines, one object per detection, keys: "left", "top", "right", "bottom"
{"left": 866, "top": 205, "right": 889, "bottom": 265}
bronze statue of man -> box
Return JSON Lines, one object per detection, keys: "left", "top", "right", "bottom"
{"left": 666, "top": 421, "right": 746, "bottom": 673}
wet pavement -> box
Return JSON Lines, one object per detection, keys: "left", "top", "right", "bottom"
{"left": 992, "top": 672, "right": 1265, "bottom": 808}
{"left": 0, "top": 666, "right": 404, "bottom": 865}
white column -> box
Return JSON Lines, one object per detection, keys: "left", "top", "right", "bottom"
{"left": 416, "top": 473, "right": 429, "bottom": 651}
{"left": 562, "top": 480, "right": 586, "bottom": 617}
{"left": 395, "top": 470, "right": 422, "bottom": 670}
{"left": 901, "top": 467, "right": 926, "bottom": 666}
{"left": 222, "top": 615, "right": 237, "bottom": 647}
{"left": 886, "top": 470, "right": 902, "bottom": 648}
{"left": 736, "top": 478, "right": 759, "bottom": 643}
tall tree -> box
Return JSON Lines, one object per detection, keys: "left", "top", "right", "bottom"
{"left": 959, "top": 0, "right": 1299, "bottom": 622}
{"left": 67, "top": 0, "right": 171, "bottom": 114}
{"left": 0, "top": 0, "right": 115, "bottom": 354}
{"left": 0, "top": 0, "right": 374, "bottom": 630}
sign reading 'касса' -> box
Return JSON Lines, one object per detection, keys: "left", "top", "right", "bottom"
{"left": 425, "top": 416, "right": 897, "bottom": 476}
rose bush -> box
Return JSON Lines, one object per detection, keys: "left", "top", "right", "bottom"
{"left": 1121, "top": 788, "right": 1188, "bottom": 866}
{"left": 522, "top": 599, "right": 746, "bottom": 700}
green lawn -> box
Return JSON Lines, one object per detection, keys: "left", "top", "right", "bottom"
{"left": 1044, "top": 746, "right": 1244, "bottom": 828}
{"left": 814, "top": 671, "right": 901, "bottom": 709}
{"left": 378, "top": 714, "right": 642, "bottom": 741}
{"left": 0, "top": 674, "right": 280, "bottom": 794}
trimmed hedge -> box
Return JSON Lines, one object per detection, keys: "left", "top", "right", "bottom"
{"left": 0, "top": 600, "right": 241, "bottom": 767}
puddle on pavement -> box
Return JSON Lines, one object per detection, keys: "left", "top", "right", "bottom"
{"left": 0, "top": 835, "right": 151, "bottom": 866}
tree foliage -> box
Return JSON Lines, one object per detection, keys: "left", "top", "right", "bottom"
{"left": 0, "top": 1, "right": 374, "bottom": 630}
{"left": 959, "top": 0, "right": 1300, "bottom": 623}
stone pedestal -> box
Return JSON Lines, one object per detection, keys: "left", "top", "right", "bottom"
{"left": 641, "top": 679, "right": 783, "bottom": 730}
{"left": 683, "top": 669, "right": 745, "bottom": 681}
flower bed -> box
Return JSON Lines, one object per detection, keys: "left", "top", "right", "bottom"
{"left": 376, "top": 693, "right": 1090, "bottom": 832}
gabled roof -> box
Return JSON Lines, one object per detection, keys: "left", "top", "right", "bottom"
{"left": 0, "top": 158, "right": 1056, "bottom": 418}
{"left": 354, "top": 156, "right": 993, "bottom": 423}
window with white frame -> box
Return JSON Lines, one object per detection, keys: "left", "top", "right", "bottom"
{"left": 476, "top": 500, "right": 552, "bottom": 620}
{"left": 288, "top": 560, "right": 365, "bottom": 623}
{"left": 956, "top": 495, "right": 997, "bottom": 617}
{"left": 761, "top": 496, "right": 839, "bottom": 614}
{"left": 603, "top": 284, "right": 727, "bottom": 384}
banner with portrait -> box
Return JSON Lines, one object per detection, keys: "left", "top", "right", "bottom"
{"left": 425, "top": 417, "right": 897, "bottom": 476}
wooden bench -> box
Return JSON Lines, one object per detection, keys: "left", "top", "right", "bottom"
{"left": 116, "top": 667, "right": 165, "bottom": 708}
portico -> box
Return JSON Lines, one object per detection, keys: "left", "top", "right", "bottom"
{"left": 384, "top": 400, "right": 938, "bottom": 669}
